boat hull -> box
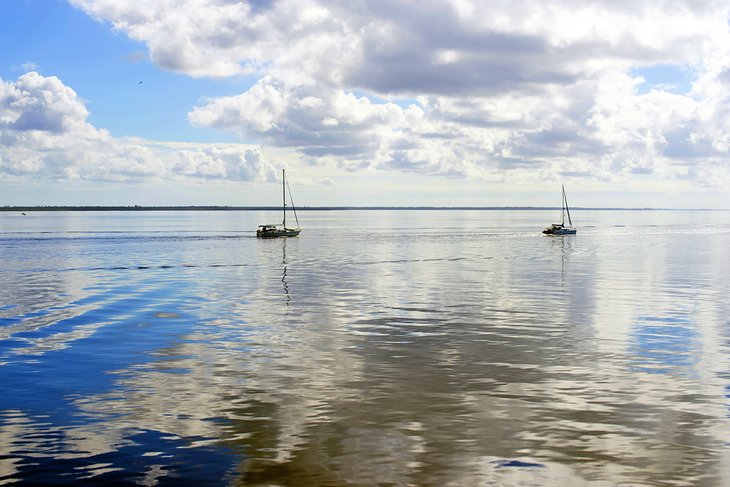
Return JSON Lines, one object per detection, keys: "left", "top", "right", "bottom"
{"left": 256, "top": 228, "right": 301, "bottom": 238}
{"left": 542, "top": 224, "right": 576, "bottom": 235}
{"left": 543, "top": 228, "right": 576, "bottom": 235}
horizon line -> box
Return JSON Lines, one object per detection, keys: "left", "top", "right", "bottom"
{"left": 2, "top": 205, "right": 726, "bottom": 212}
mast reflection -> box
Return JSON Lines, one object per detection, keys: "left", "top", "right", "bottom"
{"left": 547, "top": 233, "right": 574, "bottom": 286}
{"left": 282, "top": 239, "right": 290, "bottom": 306}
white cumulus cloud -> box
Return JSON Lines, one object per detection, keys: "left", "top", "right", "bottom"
{"left": 0, "top": 72, "right": 277, "bottom": 183}
{"left": 62, "top": 0, "right": 730, "bottom": 191}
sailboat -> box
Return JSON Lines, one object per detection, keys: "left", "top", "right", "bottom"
{"left": 256, "top": 169, "right": 301, "bottom": 238}
{"left": 542, "top": 185, "right": 577, "bottom": 235}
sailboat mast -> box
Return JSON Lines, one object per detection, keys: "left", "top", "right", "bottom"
{"left": 561, "top": 185, "right": 565, "bottom": 226}
{"left": 282, "top": 169, "right": 286, "bottom": 227}
{"left": 563, "top": 185, "right": 573, "bottom": 227}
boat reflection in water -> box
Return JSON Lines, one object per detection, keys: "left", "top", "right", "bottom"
{"left": 282, "top": 239, "right": 290, "bottom": 306}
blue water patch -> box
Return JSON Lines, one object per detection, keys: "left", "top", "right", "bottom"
{"left": 631, "top": 63, "right": 694, "bottom": 95}
{"left": 4, "top": 427, "right": 239, "bottom": 486}
{"left": 0, "top": 307, "right": 50, "bottom": 328}
{"left": 492, "top": 459, "right": 545, "bottom": 468}
{"left": 0, "top": 281, "right": 210, "bottom": 418}
{"left": 0, "top": 338, "right": 27, "bottom": 353}
{"left": 628, "top": 314, "right": 698, "bottom": 375}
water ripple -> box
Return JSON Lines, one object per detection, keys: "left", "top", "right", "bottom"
{"left": 1, "top": 210, "right": 729, "bottom": 485}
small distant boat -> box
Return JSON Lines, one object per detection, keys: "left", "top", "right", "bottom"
{"left": 543, "top": 185, "right": 576, "bottom": 235}
{"left": 257, "top": 169, "right": 301, "bottom": 238}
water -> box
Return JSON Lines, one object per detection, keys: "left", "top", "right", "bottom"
{"left": 1, "top": 209, "right": 729, "bottom": 486}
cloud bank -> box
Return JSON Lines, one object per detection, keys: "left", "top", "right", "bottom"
{"left": 0, "top": 0, "right": 724, "bottom": 196}
{"left": 66, "top": 0, "right": 730, "bottom": 190}
{"left": 0, "top": 72, "right": 276, "bottom": 182}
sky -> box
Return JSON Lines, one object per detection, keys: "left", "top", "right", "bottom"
{"left": 2, "top": 0, "right": 730, "bottom": 208}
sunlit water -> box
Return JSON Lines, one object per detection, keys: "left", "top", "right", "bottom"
{"left": 1, "top": 209, "right": 729, "bottom": 486}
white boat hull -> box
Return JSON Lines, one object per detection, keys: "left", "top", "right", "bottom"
{"left": 542, "top": 223, "right": 576, "bottom": 235}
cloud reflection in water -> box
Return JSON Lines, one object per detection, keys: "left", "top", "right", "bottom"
{"left": 0, "top": 210, "right": 729, "bottom": 485}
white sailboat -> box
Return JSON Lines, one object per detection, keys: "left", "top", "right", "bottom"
{"left": 543, "top": 185, "right": 576, "bottom": 235}
{"left": 256, "top": 169, "right": 301, "bottom": 238}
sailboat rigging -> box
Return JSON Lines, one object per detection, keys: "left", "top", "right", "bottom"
{"left": 256, "top": 169, "right": 301, "bottom": 238}
{"left": 542, "top": 185, "right": 577, "bottom": 235}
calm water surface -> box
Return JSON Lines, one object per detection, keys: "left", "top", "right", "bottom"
{"left": 1, "top": 210, "right": 729, "bottom": 486}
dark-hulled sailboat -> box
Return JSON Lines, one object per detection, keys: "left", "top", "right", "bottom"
{"left": 257, "top": 169, "right": 301, "bottom": 238}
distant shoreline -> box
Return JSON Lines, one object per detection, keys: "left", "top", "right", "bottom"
{"left": 1, "top": 206, "right": 723, "bottom": 212}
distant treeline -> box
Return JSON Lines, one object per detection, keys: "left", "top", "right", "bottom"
{"left": 0, "top": 205, "right": 700, "bottom": 211}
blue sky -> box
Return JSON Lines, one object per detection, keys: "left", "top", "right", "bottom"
{"left": 1, "top": 0, "right": 248, "bottom": 142}
{"left": 2, "top": 0, "right": 730, "bottom": 208}
{"left": 630, "top": 64, "right": 695, "bottom": 96}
